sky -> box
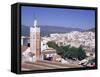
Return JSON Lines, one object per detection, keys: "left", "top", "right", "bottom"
{"left": 21, "top": 6, "right": 95, "bottom": 30}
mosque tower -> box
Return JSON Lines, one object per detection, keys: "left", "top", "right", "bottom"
{"left": 30, "top": 18, "right": 41, "bottom": 62}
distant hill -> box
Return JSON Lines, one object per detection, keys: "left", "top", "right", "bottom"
{"left": 21, "top": 25, "right": 84, "bottom": 37}
{"left": 86, "top": 28, "right": 95, "bottom": 32}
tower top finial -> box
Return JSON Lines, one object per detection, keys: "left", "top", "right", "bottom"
{"left": 34, "top": 19, "right": 37, "bottom": 27}
{"left": 33, "top": 14, "right": 37, "bottom": 27}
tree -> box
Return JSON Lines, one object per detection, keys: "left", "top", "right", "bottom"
{"left": 61, "top": 45, "right": 70, "bottom": 52}
{"left": 47, "top": 41, "right": 57, "bottom": 48}
{"left": 47, "top": 41, "right": 65, "bottom": 57}
{"left": 64, "top": 46, "right": 86, "bottom": 60}
{"left": 47, "top": 41, "right": 86, "bottom": 60}
{"left": 64, "top": 46, "right": 78, "bottom": 60}
{"left": 77, "top": 46, "right": 86, "bottom": 60}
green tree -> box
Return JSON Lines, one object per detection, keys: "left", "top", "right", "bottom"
{"left": 77, "top": 46, "right": 86, "bottom": 60}
{"left": 64, "top": 47, "right": 78, "bottom": 59}
{"left": 64, "top": 46, "right": 86, "bottom": 60}
{"left": 47, "top": 41, "right": 65, "bottom": 57}
{"left": 47, "top": 41, "right": 86, "bottom": 60}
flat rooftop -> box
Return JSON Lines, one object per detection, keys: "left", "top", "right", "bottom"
{"left": 21, "top": 60, "right": 82, "bottom": 71}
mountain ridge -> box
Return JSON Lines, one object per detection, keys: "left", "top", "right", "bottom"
{"left": 21, "top": 25, "right": 84, "bottom": 37}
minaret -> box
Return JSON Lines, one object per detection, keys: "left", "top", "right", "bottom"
{"left": 30, "top": 18, "right": 41, "bottom": 62}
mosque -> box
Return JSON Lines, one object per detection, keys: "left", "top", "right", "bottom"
{"left": 21, "top": 18, "right": 60, "bottom": 63}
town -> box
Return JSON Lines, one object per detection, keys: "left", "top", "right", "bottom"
{"left": 21, "top": 19, "right": 95, "bottom": 71}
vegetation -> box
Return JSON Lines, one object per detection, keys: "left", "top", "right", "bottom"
{"left": 87, "top": 58, "right": 95, "bottom": 64}
{"left": 47, "top": 41, "right": 86, "bottom": 60}
{"left": 90, "top": 28, "right": 95, "bottom": 32}
{"left": 47, "top": 41, "right": 64, "bottom": 56}
{"left": 86, "top": 28, "right": 95, "bottom": 32}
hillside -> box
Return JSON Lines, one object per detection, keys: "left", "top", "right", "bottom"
{"left": 21, "top": 25, "right": 84, "bottom": 37}
{"left": 86, "top": 28, "right": 95, "bottom": 32}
